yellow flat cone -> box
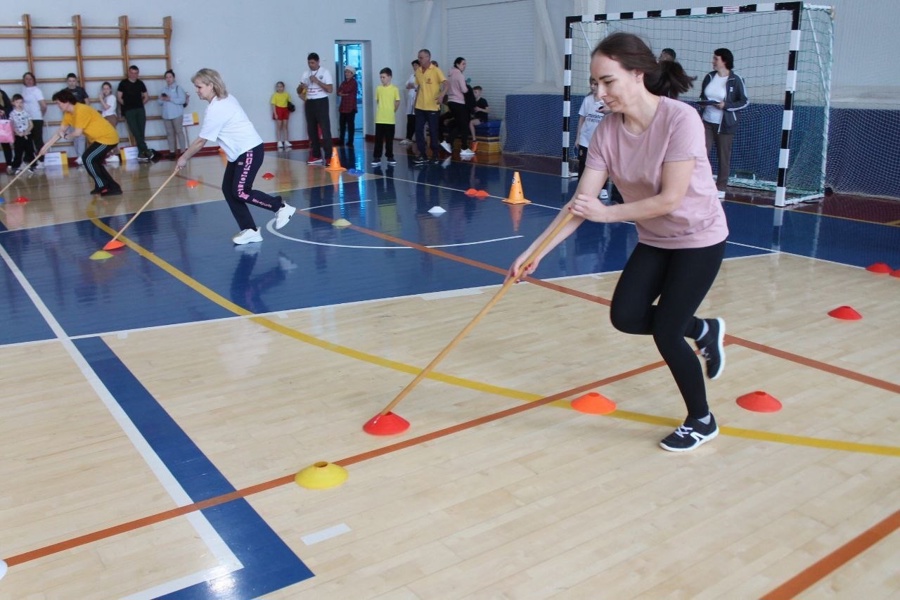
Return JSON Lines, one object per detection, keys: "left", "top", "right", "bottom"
{"left": 332, "top": 218, "right": 351, "bottom": 228}
{"left": 295, "top": 461, "right": 348, "bottom": 490}
{"left": 90, "top": 250, "right": 114, "bottom": 261}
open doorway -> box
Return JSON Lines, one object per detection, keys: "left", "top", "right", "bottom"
{"left": 335, "top": 41, "right": 368, "bottom": 143}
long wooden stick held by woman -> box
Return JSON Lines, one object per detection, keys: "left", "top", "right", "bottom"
{"left": 90, "top": 169, "right": 179, "bottom": 259}
{"left": 375, "top": 211, "right": 576, "bottom": 418}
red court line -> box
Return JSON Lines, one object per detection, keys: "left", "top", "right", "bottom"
{"left": 322, "top": 215, "right": 897, "bottom": 395}
{"left": 762, "top": 509, "right": 900, "bottom": 600}
{"left": 2, "top": 362, "right": 664, "bottom": 568}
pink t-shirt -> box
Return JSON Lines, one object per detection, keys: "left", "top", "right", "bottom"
{"left": 586, "top": 96, "right": 728, "bottom": 249}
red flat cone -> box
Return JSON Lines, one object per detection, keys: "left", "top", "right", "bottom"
{"left": 474, "top": 190, "right": 489, "bottom": 198}
{"left": 103, "top": 240, "right": 126, "bottom": 251}
{"left": 828, "top": 305, "right": 862, "bottom": 320}
{"left": 14, "top": 196, "right": 29, "bottom": 204}
{"left": 186, "top": 179, "right": 199, "bottom": 189}
{"left": 571, "top": 392, "right": 617, "bottom": 415}
{"left": 891, "top": 270, "right": 900, "bottom": 278}
{"left": 866, "top": 262, "right": 892, "bottom": 274}
{"left": 363, "top": 412, "right": 410, "bottom": 435}
{"left": 737, "top": 391, "right": 782, "bottom": 413}
{"left": 465, "top": 188, "right": 478, "bottom": 196}
{"left": 262, "top": 172, "right": 274, "bottom": 180}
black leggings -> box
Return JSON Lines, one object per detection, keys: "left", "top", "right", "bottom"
{"left": 610, "top": 241, "right": 726, "bottom": 418}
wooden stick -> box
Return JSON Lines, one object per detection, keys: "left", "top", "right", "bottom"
{"left": 102, "top": 170, "right": 179, "bottom": 247}
{"left": 377, "top": 211, "right": 576, "bottom": 417}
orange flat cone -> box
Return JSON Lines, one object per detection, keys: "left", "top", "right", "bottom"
{"left": 186, "top": 179, "right": 199, "bottom": 189}
{"left": 866, "top": 262, "right": 892, "bottom": 274}
{"left": 891, "top": 269, "right": 900, "bottom": 278}
{"left": 571, "top": 392, "right": 617, "bottom": 415}
{"left": 737, "top": 391, "right": 782, "bottom": 413}
{"left": 474, "top": 190, "right": 489, "bottom": 198}
{"left": 103, "top": 239, "right": 126, "bottom": 251}
{"left": 325, "top": 149, "right": 346, "bottom": 172}
{"left": 262, "top": 172, "right": 275, "bottom": 180}
{"left": 363, "top": 412, "right": 410, "bottom": 435}
{"left": 828, "top": 305, "right": 862, "bottom": 320}
{"left": 503, "top": 171, "right": 530, "bottom": 205}
{"left": 465, "top": 188, "right": 478, "bottom": 196}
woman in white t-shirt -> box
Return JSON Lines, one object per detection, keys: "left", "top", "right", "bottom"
{"left": 176, "top": 68, "right": 295, "bottom": 245}
{"left": 699, "top": 48, "right": 749, "bottom": 197}
{"left": 510, "top": 32, "right": 729, "bottom": 453}
{"left": 21, "top": 72, "right": 47, "bottom": 166}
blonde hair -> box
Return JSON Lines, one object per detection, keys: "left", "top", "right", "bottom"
{"left": 191, "top": 68, "right": 228, "bottom": 98}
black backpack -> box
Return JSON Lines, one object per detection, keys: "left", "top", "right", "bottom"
{"left": 464, "top": 85, "right": 476, "bottom": 111}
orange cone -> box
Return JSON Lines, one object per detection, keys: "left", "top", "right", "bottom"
{"left": 325, "top": 149, "right": 346, "bottom": 172}
{"left": 866, "top": 262, "right": 892, "bottom": 274}
{"left": 503, "top": 171, "right": 530, "bottom": 205}
{"left": 828, "top": 305, "right": 862, "bottom": 320}
{"left": 571, "top": 392, "right": 617, "bottom": 415}
{"left": 736, "top": 391, "right": 782, "bottom": 413}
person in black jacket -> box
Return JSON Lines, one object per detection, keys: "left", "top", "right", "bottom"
{"left": 699, "top": 48, "right": 749, "bottom": 198}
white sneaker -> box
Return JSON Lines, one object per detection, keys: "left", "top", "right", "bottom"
{"left": 232, "top": 228, "right": 263, "bottom": 245}
{"left": 371, "top": 160, "right": 382, "bottom": 166}
{"left": 274, "top": 202, "right": 296, "bottom": 229}
{"left": 307, "top": 157, "right": 323, "bottom": 166}
{"left": 75, "top": 157, "right": 83, "bottom": 166}
{"left": 460, "top": 149, "right": 475, "bottom": 157}
{"left": 33, "top": 162, "right": 44, "bottom": 170}
{"left": 399, "top": 139, "right": 410, "bottom": 146}
{"left": 283, "top": 141, "right": 291, "bottom": 149}
{"left": 440, "top": 141, "right": 452, "bottom": 154}
{"left": 717, "top": 190, "right": 726, "bottom": 199}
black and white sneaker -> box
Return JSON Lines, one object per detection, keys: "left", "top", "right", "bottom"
{"left": 695, "top": 317, "right": 725, "bottom": 380}
{"left": 659, "top": 414, "right": 719, "bottom": 452}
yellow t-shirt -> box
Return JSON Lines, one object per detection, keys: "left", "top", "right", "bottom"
{"left": 270, "top": 91, "right": 290, "bottom": 108}
{"left": 375, "top": 84, "right": 400, "bottom": 124}
{"left": 414, "top": 65, "right": 446, "bottom": 111}
{"left": 62, "top": 102, "right": 119, "bottom": 146}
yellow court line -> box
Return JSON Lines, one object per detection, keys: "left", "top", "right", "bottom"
{"left": 85, "top": 208, "right": 900, "bottom": 457}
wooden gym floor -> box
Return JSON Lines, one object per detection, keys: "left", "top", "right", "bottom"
{"left": 1, "top": 143, "right": 898, "bottom": 599}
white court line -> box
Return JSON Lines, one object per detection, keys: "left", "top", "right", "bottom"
{"left": 301, "top": 523, "right": 352, "bottom": 546}
{"left": 0, "top": 244, "right": 241, "bottom": 587}
{"left": 266, "top": 208, "right": 522, "bottom": 249}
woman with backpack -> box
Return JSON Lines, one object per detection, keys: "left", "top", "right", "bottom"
{"left": 158, "top": 69, "right": 188, "bottom": 159}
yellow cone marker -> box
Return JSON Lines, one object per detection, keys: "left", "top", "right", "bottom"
{"left": 332, "top": 218, "right": 351, "bottom": 228}
{"left": 294, "top": 461, "right": 348, "bottom": 490}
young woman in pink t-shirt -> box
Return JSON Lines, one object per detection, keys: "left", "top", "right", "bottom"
{"left": 510, "top": 32, "right": 729, "bottom": 452}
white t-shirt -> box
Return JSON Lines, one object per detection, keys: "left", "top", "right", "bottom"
{"left": 300, "top": 67, "right": 333, "bottom": 100}
{"left": 199, "top": 94, "right": 263, "bottom": 162}
{"left": 405, "top": 73, "right": 417, "bottom": 116}
{"left": 577, "top": 95, "right": 605, "bottom": 148}
{"left": 100, "top": 94, "right": 118, "bottom": 118}
{"left": 21, "top": 86, "right": 45, "bottom": 121}
{"left": 702, "top": 75, "right": 728, "bottom": 125}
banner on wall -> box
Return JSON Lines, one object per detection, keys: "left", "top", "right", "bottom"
{"left": 183, "top": 112, "right": 199, "bottom": 127}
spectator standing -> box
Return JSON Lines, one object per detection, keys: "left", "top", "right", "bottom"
{"left": 21, "top": 72, "right": 47, "bottom": 167}
{"left": 158, "top": 69, "right": 187, "bottom": 159}
{"left": 297, "top": 52, "right": 334, "bottom": 165}
{"left": 118, "top": 65, "right": 156, "bottom": 161}
{"left": 371, "top": 67, "right": 400, "bottom": 166}
{"left": 400, "top": 59, "right": 419, "bottom": 146}
{"left": 337, "top": 66, "right": 359, "bottom": 147}
{"left": 413, "top": 49, "right": 447, "bottom": 165}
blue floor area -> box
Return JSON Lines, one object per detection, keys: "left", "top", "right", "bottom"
{"left": 3, "top": 160, "right": 900, "bottom": 346}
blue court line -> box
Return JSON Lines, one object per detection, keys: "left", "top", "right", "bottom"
{"left": 73, "top": 336, "right": 312, "bottom": 599}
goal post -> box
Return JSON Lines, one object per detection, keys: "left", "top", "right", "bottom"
{"left": 562, "top": 2, "right": 835, "bottom": 207}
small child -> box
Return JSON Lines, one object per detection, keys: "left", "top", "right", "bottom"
{"left": 270, "top": 81, "right": 291, "bottom": 149}
{"left": 574, "top": 77, "right": 608, "bottom": 178}
{"left": 467, "top": 85, "right": 490, "bottom": 144}
{"left": 98, "top": 82, "right": 118, "bottom": 127}
{"left": 8, "top": 94, "right": 36, "bottom": 174}
{"left": 372, "top": 67, "right": 401, "bottom": 166}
